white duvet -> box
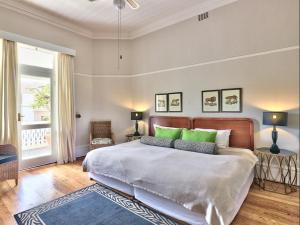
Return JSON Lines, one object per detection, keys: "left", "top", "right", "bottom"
{"left": 83, "top": 140, "right": 257, "bottom": 225}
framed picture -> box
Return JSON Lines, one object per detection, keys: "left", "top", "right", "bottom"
{"left": 168, "top": 92, "right": 182, "bottom": 112}
{"left": 155, "top": 94, "right": 168, "bottom": 112}
{"left": 221, "top": 88, "right": 242, "bottom": 112}
{"left": 202, "top": 90, "right": 220, "bottom": 112}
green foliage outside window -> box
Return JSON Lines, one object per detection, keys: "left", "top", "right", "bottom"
{"left": 30, "top": 85, "right": 50, "bottom": 110}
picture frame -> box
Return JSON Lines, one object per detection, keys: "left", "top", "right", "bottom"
{"left": 202, "top": 90, "right": 220, "bottom": 112}
{"left": 221, "top": 88, "right": 242, "bottom": 112}
{"left": 168, "top": 92, "right": 183, "bottom": 112}
{"left": 155, "top": 94, "right": 168, "bottom": 112}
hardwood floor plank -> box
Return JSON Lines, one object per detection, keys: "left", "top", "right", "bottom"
{"left": 0, "top": 160, "right": 298, "bottom": 225}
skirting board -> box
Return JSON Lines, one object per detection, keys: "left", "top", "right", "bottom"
{"left": 75, "top": 145, "right": 89, "bottom": 158}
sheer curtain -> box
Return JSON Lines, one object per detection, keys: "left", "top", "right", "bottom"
{"left": 57, "top": 53, "right": 76, "bottom": 164}
{"left": 0, "top": 39, "right": 18, "bottom": 147}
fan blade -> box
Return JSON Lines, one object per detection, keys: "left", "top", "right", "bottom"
{"left": 126, "top": 0, "right": 139, "bottom": 9}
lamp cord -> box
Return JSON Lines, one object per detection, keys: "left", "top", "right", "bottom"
{"left": 117, "top": 7, "right": 122, "bottom": 70}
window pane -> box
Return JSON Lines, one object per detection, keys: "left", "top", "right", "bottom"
{"left": 18, "top": 44, "right": 55, "bottom": 69}
{"left": 21, "top": 75, "right": 51, "bottom": 125}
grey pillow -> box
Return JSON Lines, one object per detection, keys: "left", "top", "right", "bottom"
{"left": 140, "top": 136, "right": 174, "bottom": 148}
{"left": 174, "top": 139, "right": 217, "bottom": 155}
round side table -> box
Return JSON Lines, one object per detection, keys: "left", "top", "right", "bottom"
{"left": 254, "top": 147, "right": 297, "bottom": 194}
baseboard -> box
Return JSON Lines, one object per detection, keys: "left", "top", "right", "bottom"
{"left": 75, "top": 145, "right": 89, "bottom": 158}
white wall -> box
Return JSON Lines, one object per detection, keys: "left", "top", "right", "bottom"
{"left": 131, "top": 0, "right": 299, "bottom": 156}
{"left": 0, "top": 7, "right": 134, "bottom": 156}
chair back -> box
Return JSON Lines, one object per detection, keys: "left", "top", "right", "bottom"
{"left": 90, "top": 121, "right": 112, "bottom": 139}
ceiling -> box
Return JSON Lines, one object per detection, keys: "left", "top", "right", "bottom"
{"left": 0, "top": 0, "right": 238, "bottom": 39}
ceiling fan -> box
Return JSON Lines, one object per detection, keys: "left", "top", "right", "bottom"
{"left": 89, "top": 0, "right": 140, "bottom": 10}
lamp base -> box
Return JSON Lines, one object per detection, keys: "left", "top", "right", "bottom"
{"left": 133, "top": 131, "right": 140, "bottom": 136}
{"left": 270, "top": 143, "right": 280, "bottom": 154}
{"left": 133, "top": 120, "right": 140, "bottom": 136}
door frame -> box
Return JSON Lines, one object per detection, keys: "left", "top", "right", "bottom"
{"left": 17, "top": 59, "right": 57, "bottom": 170}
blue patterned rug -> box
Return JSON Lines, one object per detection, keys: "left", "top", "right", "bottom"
{"left": 14, "top": 183, "right": 180, "bottom": 225}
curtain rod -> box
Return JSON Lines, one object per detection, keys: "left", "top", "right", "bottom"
{"left": 0, "top": 30, "right": 76, "bottom": 56}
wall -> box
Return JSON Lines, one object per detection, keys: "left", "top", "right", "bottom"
{"left": 0, "top": 7, "right": 134, "bottom": 156}
{"left": 88, "top": 39, "right": 133, "bottom": 144}
{"left": 131, "top": 0, "right": 299, "bottom": 157}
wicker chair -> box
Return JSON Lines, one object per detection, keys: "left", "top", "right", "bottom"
{"left": 0, "top": 144, "right": 18, "bottom": 185}
{"left": 89, "top": 121, "right": 115, "bottom": 150}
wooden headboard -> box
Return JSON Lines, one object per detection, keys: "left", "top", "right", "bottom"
{"left": 192, "top": 117, "right": 254, "bottom": 150}
{"left": 149, "top": 116, "right": 191, "bottom": 136}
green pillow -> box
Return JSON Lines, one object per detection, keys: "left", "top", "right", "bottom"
{"left": 155, "top": 127, "right": 182, "bottom": 140}
{"left": 181, "top": 129, "right": 217, "bottom": 143}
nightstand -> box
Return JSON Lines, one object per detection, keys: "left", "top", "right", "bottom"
{"left": 254, "top": 147, "right": 297, "bottom": 194}
{"left": 126, "top": 134, "right": 142, "bottom": 142}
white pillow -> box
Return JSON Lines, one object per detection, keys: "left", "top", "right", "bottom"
{"left": 153, "top": 124, "right": 180, "bottom": 129}
{"left": 194, "top": 128, "right": 231, "bottom": 148}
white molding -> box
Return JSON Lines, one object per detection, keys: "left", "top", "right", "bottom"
{"left": 75, "top": 45, "right": 299, "bottom": 78}
{"left": 75, "top": 73, "right": 131, "bottom": 78}
{"left": 0, "top": 0, "right": 238, "bottom": 40}
{"left": 75, "top": 145, "right": 89, "bottom": 158}
{"left": 0, "top": 30, "right": 76, "bottom": 56}
{"left": 0, "top": 0, "right": 93, "bottom": 38}
{"left": 129, "top": 0, "right": 238, "bottom": 39}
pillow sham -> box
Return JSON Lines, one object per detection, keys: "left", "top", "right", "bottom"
{"left": 194, "top": 128, "right": 231, "bottom": 148}
{"left": 174, "top": 139, "right": 217, "bottom": 155}
{"left": 181, "top": 129, "right": 217, "bottom": 143}
{"left": 140, "top": 136, "right": 174, "bottom": 148}
{"left": 155, "top": 127, "right": 182, "bottom": 140}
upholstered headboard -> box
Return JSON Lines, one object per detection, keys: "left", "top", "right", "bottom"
{"left": 148, "top": 116, "right": 191, "bottom": 136}
{"left": 192, "top": 117, "right": 254, "bottom": 150}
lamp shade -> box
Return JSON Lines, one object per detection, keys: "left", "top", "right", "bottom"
{"left": 263, "top": 112, "right": 288, "bottom": 126}
{"left": 131, "top": 112, "right": 143, "bottom": 120}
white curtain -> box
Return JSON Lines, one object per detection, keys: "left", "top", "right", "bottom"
{"left": 0, "top": 39, "right": 18, "bottom": 147}
{"left": 57, "top": 53, "right": 76, "bottom": 164}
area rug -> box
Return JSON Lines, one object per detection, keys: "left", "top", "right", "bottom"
{"left": 14, "top": 183, "right": 180, "bottom": 225}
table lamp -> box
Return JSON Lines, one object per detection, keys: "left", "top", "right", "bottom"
{"left": 131, "top": 112, "right": 143, "bottom": 136}
{"left": 263, "top": 112, "right": 288, "bottom": 154}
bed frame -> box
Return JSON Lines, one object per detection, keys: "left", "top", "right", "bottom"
{"left": 149, "top": 116, "right": 254, "bottom": 150}
{"left": 91, "top": 116, "right": 254, "bottom": 224}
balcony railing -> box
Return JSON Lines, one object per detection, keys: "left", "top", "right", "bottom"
{"left": 21, "top": 124, "right": 52, "bottom": 159}
{"left": 22, "top": 128, "right": 51, "bottom": 151}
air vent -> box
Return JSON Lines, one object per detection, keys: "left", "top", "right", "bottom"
{"left": 198, "top": 12, "right": 209, "bottom": 21}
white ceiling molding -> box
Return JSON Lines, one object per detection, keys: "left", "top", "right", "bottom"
{"left": 0, "top": 0, "right": 238, "bottom": 40}
{"left": 0, "top": 0, "right": 93, "bottom": 38}
{"left": 129, "top": 0, "right": 239, "bottom": 39}
{"left": 0, "top": 30, "right": 76, "bottom": 56}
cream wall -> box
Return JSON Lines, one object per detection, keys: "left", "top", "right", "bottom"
{"left": 0, "top": 7, "right": 133, "bottom": 155}
{"left": 131, "top": 0, "right": 299, "bottom": 157}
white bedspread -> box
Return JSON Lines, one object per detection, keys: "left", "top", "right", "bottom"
{"left": 83, "top": 140, "right": 257, "bottom": 225}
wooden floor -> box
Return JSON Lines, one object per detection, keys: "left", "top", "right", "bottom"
{"left": 0, "top": 160, "right": 299, "bottom": 225}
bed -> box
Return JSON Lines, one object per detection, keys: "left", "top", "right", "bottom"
{"left": 83, "top": 116, "right": 256, "bottom": 225}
